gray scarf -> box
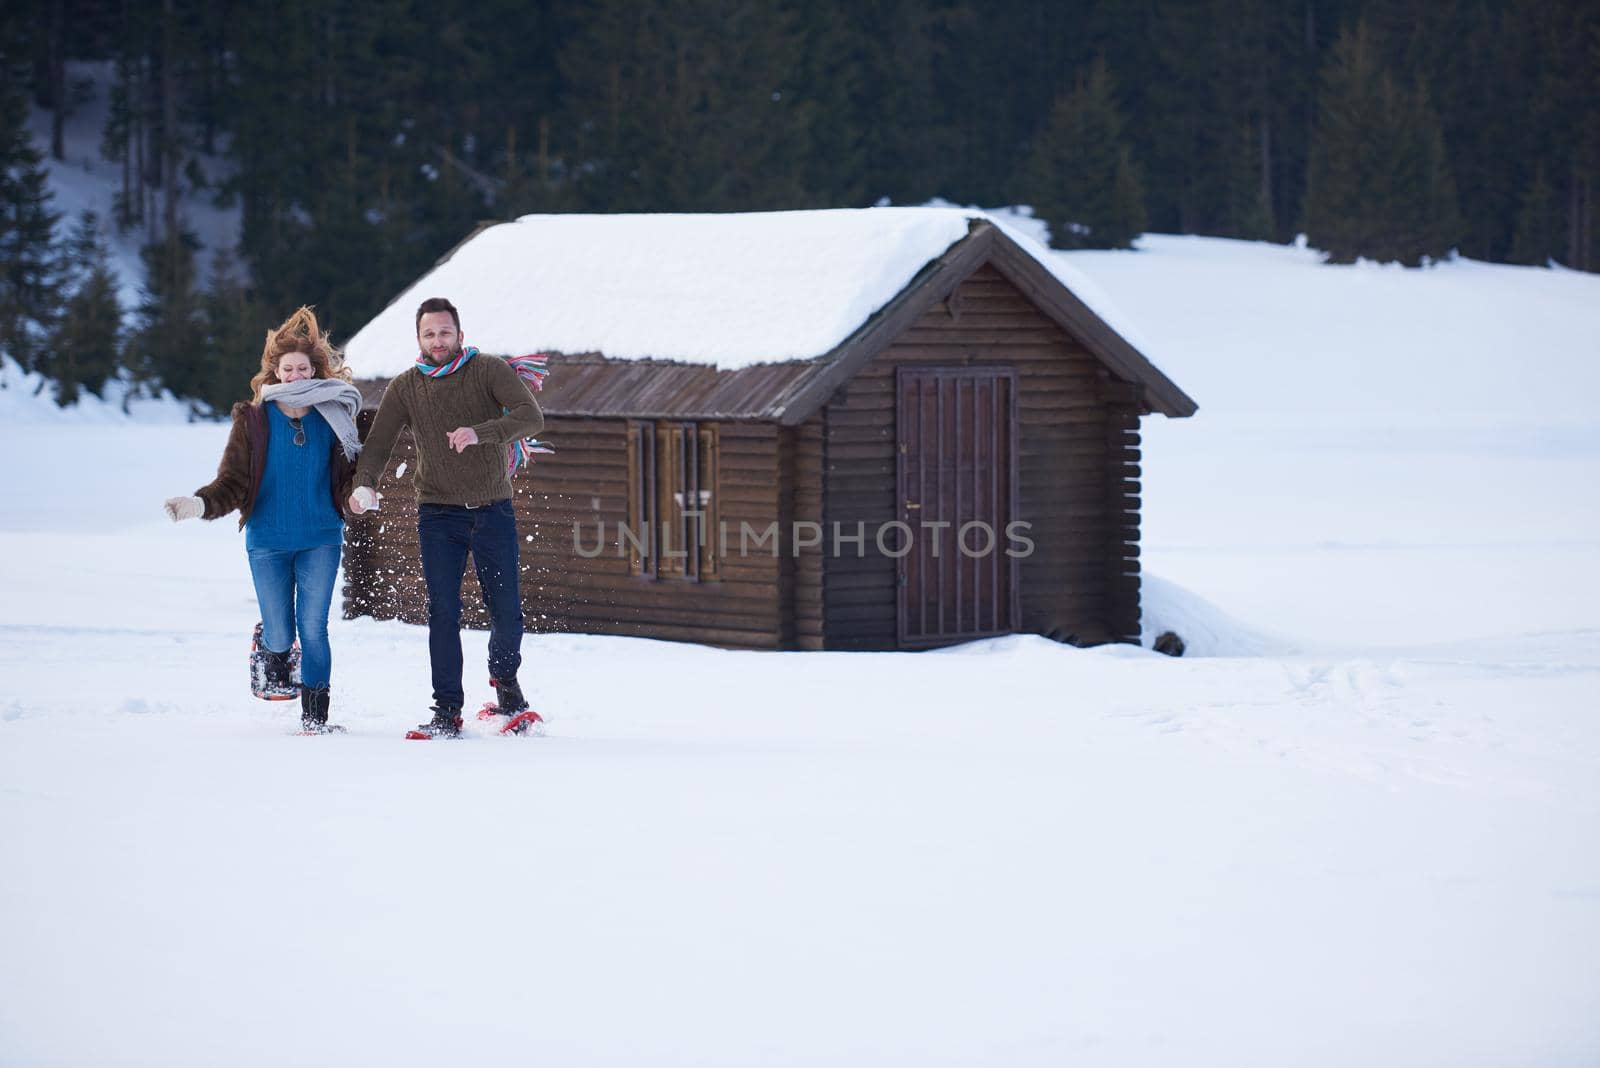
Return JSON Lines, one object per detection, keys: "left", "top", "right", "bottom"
{"left": 260, "top": 378, "right": 364, "bottom": 460}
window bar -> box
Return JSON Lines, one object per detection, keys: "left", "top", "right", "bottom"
{"left": 644, "top": 425, "right": 658, "bottom": 579}
{"left": 702, "top": 427, "right": 718, "bottom": 579}
{"left": 990, "top": 378, "right": 1000, "bottom": 633}
{"left": 673, "top": 425, "right": 685, "bottom": 578}
{"left": 954, "top": 375, "right": 963, "bottom": 637}
{"left": 1009, "top": 376, "right": 1021, "bottom": 632}
{"left": 917, "top": 375, "right": 928, "bottom": 641}
{"left": 631, "top": 423, "right": 642, "bottom": 575}
{"left": 966, "top": 378, "right": 979, "bottom": 629}
{"left": 686, "top": 423, "right": 700, "bottom": 582}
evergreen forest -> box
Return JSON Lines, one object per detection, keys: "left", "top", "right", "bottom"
{"left": 2, "top": 0, "right": 1597, "bottom": 411}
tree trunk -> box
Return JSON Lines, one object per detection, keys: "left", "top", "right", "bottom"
{"left": 117, "top": 0, "right": 133, "bottom": 228}
{"left": 1569, "top": 162, "right": 1582, "bottom": 271}
{"left": 162, "top": 0, "right": 179, "bottom": 262}
{"left": 539, "top": 116, "right": 550, "bottom": 184}
{"left": 1260, "top": 112, "right": 1274, "bottom": 230}
{"left": 133, "top": 55, "right": 146, "bottom": 232}
{"left": 49, "top": 0, "right": 66, "bottom": 161}
{"left": 1575, "top": 169, "right": 1594, "bottom": 272}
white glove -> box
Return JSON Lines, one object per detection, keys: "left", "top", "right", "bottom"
{"left": 164, "top": 495, "right": 204, "bottom": 522}
{"left": 349, "top": 486, "right": 382, "bottom": 514}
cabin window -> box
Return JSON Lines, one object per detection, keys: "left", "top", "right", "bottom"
{"left": 626, "top": 421, "right": 719, "bottom": 580}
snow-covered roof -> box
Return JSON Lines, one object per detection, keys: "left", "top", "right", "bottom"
{"left": 342, "top": 207, "right": 1164, "bottom": 381}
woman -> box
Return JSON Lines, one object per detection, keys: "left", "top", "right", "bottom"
{"left": 164, "top": 307, "right": 365, "bottom": 735}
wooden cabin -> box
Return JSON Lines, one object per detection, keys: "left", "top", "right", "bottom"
{"left": 341, "top": 209, "right": 1196, "bottom": 651}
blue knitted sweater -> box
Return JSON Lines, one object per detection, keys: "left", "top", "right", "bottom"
{"left": 245, "top": 405, "right": 345, "bottom": 551}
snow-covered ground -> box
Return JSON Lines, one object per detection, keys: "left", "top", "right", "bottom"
{"left": 3, "top": 229, "right": 1598, "bottom": 1066}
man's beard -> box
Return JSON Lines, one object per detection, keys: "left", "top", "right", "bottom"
{"left": 421, "top": 340, "right": 463, "bottom": 366}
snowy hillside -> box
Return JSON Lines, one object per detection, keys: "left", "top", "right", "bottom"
{"left": 28, "top": 60, "right": 242, "bottom": 312}
{"left": 3, "top": 61, "right": 237, "bottom": 421}
{"left": 1107, "top": 234, "right": 1600, "bottom": 648}
{"left": 5, "top": 117, "right": 1600, "bottom": 1065}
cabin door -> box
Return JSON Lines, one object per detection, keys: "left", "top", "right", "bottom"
{"left": 895, "top": 366, "right": 1020, "bottom": 648}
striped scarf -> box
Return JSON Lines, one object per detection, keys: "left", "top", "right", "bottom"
{"left": 414, "top": 344, "right": 477, "bottom": 377}
{"left": 504, "top": 353, "right": 555, "bottom": 474}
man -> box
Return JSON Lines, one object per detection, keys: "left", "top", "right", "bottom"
{"left": 349, "top": 297, "right": 544, "bottom": 738}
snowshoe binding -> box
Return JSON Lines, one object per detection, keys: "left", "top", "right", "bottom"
{"left": 406, "top": 702, "right": 464, "bottom": 740}
{"left": 477, "top": 676, "right": 545, "bottom": 736}
{"left": 250, "top": 622, "right": 300, "bottom": 701}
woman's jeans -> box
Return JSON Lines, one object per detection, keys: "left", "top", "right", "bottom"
{"left": 417, "top": 500, "right": 524, "bottom": 707}
{"left": 246, "top": 543, "right": 341, "bottom": 687}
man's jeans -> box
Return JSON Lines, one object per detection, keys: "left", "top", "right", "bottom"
{"left": 246, "top": 543, "right": 341, "bottom": 687}
{"left": 417, "top": 499, "right": 524, "bottom": 707}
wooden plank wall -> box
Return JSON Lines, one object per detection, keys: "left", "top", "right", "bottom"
{"left": 819, "top": 263, "right": 1137, "bottom": 649}
{"left": 790, "top": 415, "right": 826, "bottom": 650}
{"left": 344, "top": 416, "right": 789, "bottom": 650}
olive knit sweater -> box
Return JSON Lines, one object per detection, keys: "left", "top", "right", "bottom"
{"left": 353, "top": 355, "right": 545, "bottom": 506}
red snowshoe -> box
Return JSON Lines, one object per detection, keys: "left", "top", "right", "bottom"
{"left": 477, "top": 677, "right": 545, "bottom": 736}
{"left": 405, "top": 704, "right": 464, "bottom": 740}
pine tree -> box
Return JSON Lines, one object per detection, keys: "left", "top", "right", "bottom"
{"left": 1510, "top": 164, "right": 1564, "bottom": 265}
{"left": 126, "top": 231, "right": 210, "bottom": 415}
{"left": 1025, "top": 57, "right": 1146, "bottom": 250}
{"left": 48, "top": 211, "right": 124, "bottom": 405}
{"left": 849, "top": 0, "right": 963, "bottom": 206}
{"left": 1305, "top": 20, "right": 1461, "bottom": 265}
{"left": 1386, "top": 0, "right": 1521, "bottom": 262}
{"left": 792, "top": 0, "right": 872, "bottom": 205}
{"left": 99, "top": 66, "right": 137, "bottom": 231}
{"left": 1109, "top": 145, "right": 1149, "bottom": 246}
{"left": 1222, "top": 121, "right": 1278, "bottom": 241}
{"left": 1305, "top": 21, "right": 1379, "bottom": 260}
{"left": 558, "top": 0, "right": 818, "bottom": 212}
{"left": 1515, "top": 0, "right": 1600, "bottom": 271}
{"left": 1185, "top": 0, "right": 1310, "bottom": 240}
{"left": 224, "top": 0, "right": 485, "bottom": 334}
{"left": 199, "top": 248, "right": 264, "bottom": 409}
{"left": 0, "top": 78, "right": 63, "bottom": 370}
{"left": 1139, "top": 0, "right": 1304, "bottom": 238}
{"left": 1400, "top": 84, "right": 1464, "bottom": 263}
{"left": 927, "top": 1, "right": 1085, "bottom": 210}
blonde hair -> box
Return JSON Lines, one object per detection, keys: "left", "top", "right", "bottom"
{"left": 249, "top": 306, "right": 353, "bottom": 401}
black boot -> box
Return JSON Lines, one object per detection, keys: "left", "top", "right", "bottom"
{"left": 411, "top": 702, "right": 464, "bottom": 739}
{"left": 299, "top": 686, "right": 342, "bottom": 734}
{"left": 491, "top": 676, "right": 529, "bottom": 714}
{"left": 487, "top": 676, "right": 543, "bottom": 735}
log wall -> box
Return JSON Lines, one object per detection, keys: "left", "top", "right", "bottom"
{"left": 343, "top": 417, "right": 789, "bottom": 651}
{"left": 789, "top": 416, "right": 826, "bottom": 650}
{"left": 818, "top": 263, "right": 1140, "bottom": 649}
